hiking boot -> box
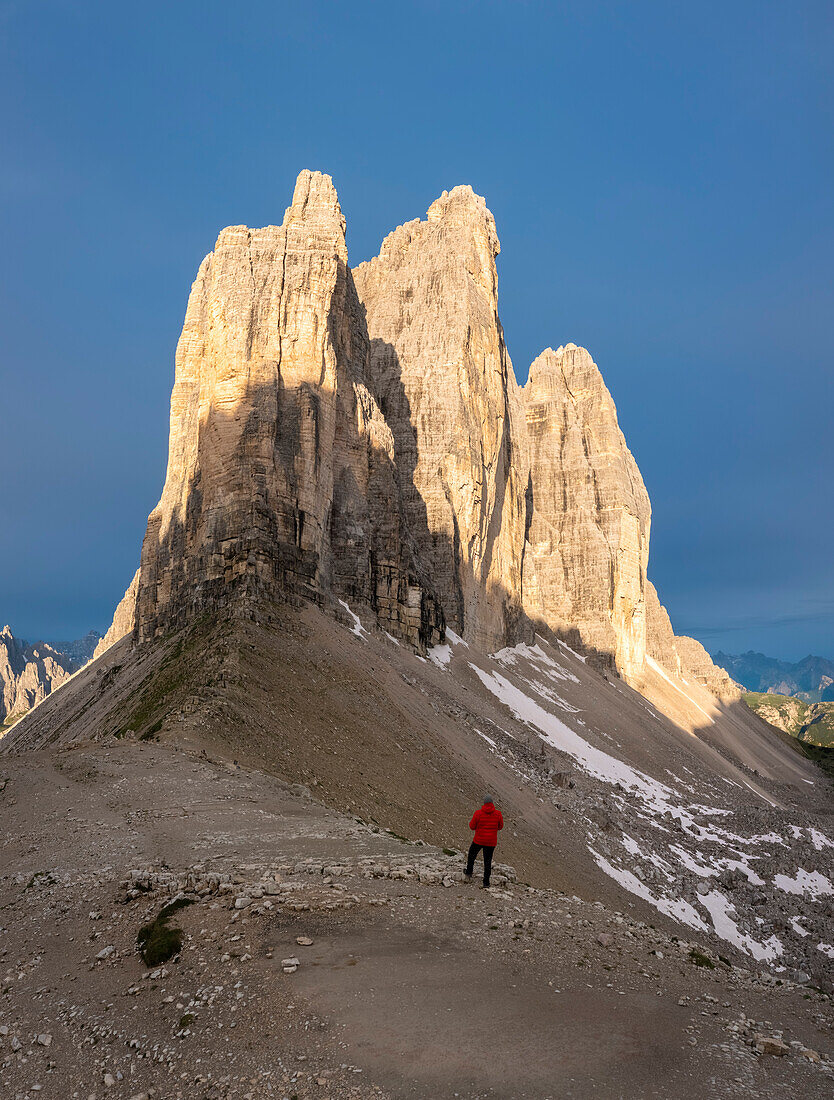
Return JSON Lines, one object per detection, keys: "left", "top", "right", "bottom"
{"left": 464, "top": 872, "right": 473, "bottom": 882}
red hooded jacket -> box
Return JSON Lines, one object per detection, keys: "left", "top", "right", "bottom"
{"left": 469, "top": 802, "right": 504, "bottom": 847}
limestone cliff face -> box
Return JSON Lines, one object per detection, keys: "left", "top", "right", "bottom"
{"left": 93, "top": 569, "right": 139, "bottom": 659}
{"left": 673, "top": 635, "right": 742, "bottom": 702}
{"left": 521, "top": 345, "right": 650, "bottom": 678}
{"left": 0, "top": 626, "right": 74, "bottom": 723}
{"left": 353, "top": 187, "right": 533, "bottom": 649}
{"left": 645, "top": 581, "right": 682, "bottom": 675}
{"left": 645, "top": 582, "right": 741, "bottom": 700}
{"left": 96, "top": 168, "right": 734, "bottom": 705}
{"left": 136, "top": 171, "right": 442, "bottom": 651}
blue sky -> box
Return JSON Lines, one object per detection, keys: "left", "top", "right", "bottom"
{"left": 1, "top": 1, "right": 832, "bottom": 660}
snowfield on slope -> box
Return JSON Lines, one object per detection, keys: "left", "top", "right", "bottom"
{"left": 463, "top": 639, "right": 834, "bottom": 973}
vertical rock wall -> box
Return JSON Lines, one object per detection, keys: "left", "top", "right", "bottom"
{"left": 96, "top": 168, "right": 734, "bottom": 704}
{"left": 353, "top": 187, "right": 533, "bottom": 649}
{"left": 521, "top": 345, "right": 651, "bottom": 678}
{"left": 135, "top": 171, "right": 442, "bottom": 650}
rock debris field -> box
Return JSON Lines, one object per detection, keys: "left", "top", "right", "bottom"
{"left": 0, "top": 741, "right": 831, "bottom": 1100}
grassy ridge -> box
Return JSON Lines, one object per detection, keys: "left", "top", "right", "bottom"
{"left": 743, "top": 691, "right": 834, "bottom": 748}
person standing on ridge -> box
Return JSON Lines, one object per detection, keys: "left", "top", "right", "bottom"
{"left": 465, "top": 795, "right": 503, "bottom": 888}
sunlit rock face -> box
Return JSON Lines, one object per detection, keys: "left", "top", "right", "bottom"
{"left": 0, "top": 626, "right": 74, "bottom": 723}
{"left": 353, "top": 187, "right": 533, "bottom": 651}
{"left": 96, "top": 169, "right": 733, "bottom": 701}
{"left": 673, "top": 635, "right": 743, "bottom": 702}
{"left": 93, "top": 570, "right": 139, "bottom": 660}
{"left": 521, "top": 345, "right": 650, "bottom": 678}
{"left": 135, "top": 171, "right": 442, "bottom": 651}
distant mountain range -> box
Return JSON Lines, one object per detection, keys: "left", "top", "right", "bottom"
{"left": 0, "top": 626, "right": 101, "bottom": 725}
{"left": 712, "top": 651, "right": 834, "bottom": 702}
{"left": 47, "top": 629, "right": 103, "bottom": 667}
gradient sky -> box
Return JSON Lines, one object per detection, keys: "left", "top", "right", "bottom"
{"left": 2, "top": 1, "right": 832, "bottom": 660}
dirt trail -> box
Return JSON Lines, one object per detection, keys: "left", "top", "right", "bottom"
{"left": 1, "top": 741, "right": 831, "bottom": 1099}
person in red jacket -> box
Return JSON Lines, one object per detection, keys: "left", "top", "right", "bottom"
{"left": 465, "top": 796, "right": 504, "bottom": 888}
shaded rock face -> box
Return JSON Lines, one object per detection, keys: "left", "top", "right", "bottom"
{"left": 136, "top": 172, "right": 442, "bottom": 651}
{"left": 353, "top": 187, "right": 533, "bottom": 650}
{"left": 0, "top": 626, "right": 74, "bottom": 723}
{"left": 521, "top": 346, "right": 651, "bottom": 678}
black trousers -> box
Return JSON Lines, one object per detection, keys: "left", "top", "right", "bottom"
{"left": 466, "top": 842, "right": 495, "bottom": 886}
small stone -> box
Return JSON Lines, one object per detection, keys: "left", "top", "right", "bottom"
{"left": 35, "top": 1034, "right": 52, "bottom": 1047}
{"left": 753, "top": 1034, "right": 789, "bottom": 1057}
{"left": 103, "top": 1074, "right": 116, "bottom": 1087}
{"left": 799, "top": 1048, "right": 821, "bottom": 1063}
{"left": 96, "top": 946, "right": 115, "bottom": 960}
{"left": 695, "top": 881, "right": 710, "bottom": 896}
{"left": 234, "top": 897, "right": 251, "bottom": 910}
{"left": 596, "top": 933, "right": 613, "bottom": 947}
{"left": 296, "top": 936, "right": 313, "bottom": 946}
{"left": 281, "top": 957, "right": 300, "bottom": 968}
{"left": 11, "top": 1036, "right": 22, "bottom": 1051}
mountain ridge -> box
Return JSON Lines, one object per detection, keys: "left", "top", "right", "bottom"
{"left": 715, "top": 650, "right": 834, "bottom": 702}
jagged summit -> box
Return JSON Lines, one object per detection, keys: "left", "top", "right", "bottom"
{"left": 94, "top": 169, "right": 736, "bottom": 702}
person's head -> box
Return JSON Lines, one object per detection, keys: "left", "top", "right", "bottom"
{"left": 483, "top": 794, "right": 495, "bottom": 805}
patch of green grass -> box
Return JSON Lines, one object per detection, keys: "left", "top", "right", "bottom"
{"left": 743, "top": 692, "right": 834, "bottom": 749}
{"left": 24, "top": 870, "right": 54, "bottom": 891}
{"left": 689, "top": 948, "right": 715, "bottom": 969}
{"left": 178, "top": 1013, "right": 195, "bottom": 1029}
{"left": 137, "top": 897, "right": 194, "bottom": 966}
{"left": 118, "top": 634, "right": 198, "bottom": 738}
{"left": 797, "top": 743, "right": 834, "bottom": 781}
{"left": 442, "top": 847, "right": 457, "bottom": 856}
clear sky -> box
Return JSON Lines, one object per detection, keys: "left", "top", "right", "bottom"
{"left": 2, "top": 1, "right": 832, "bottom": 660}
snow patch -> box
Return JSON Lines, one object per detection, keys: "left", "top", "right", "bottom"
{"left": 590, "top": 849, "right": 707, "bottom": 931}
{"left": 697, "top": 890, "right": 783, "bottom": 962}
{"left": 428, "top": 644, "right": 452, "bottom": 669}
{"left": 809, "top": 828, "right": 834, "bottom": 852}
{"left": 471, "top": 665, "right": 679, "bottom": 816}
{"left": 773, "top": 869, "right": 834, "bottom": 899}
{"left": 338, "top": 600, "right": 368, "bottom": 639}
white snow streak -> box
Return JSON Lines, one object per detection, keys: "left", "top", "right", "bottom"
{"left": 773, "top": 869, "right": 834, "bottom": 899}
{"left": 338, "top": 600, "right": 368, "bottom": 639}
{"left": 428, "top": 644, "right": 452, "bottom": 669}
{"left": 590, "top": 849, "right": 707, "bottom": 931}
{"left": 697, "top": 890, "right": 783, "bottom": 962}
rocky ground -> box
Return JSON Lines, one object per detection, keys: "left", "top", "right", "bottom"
{"left": 1, "top": 740, "right": 832, "bottom": 1099}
